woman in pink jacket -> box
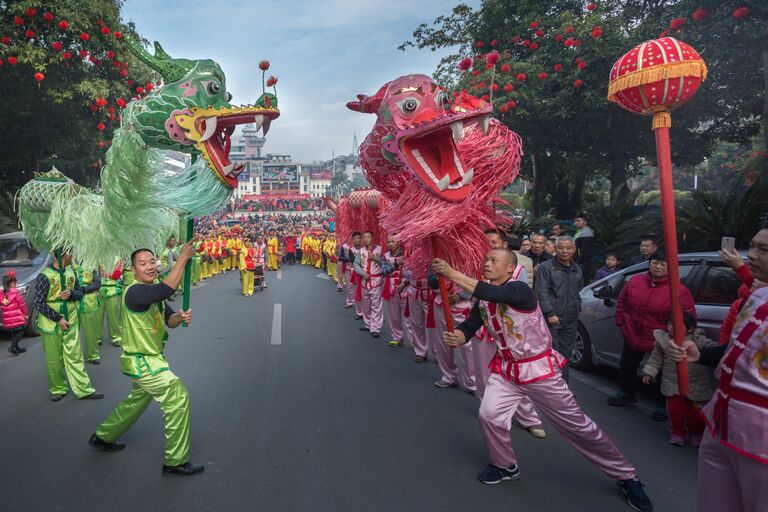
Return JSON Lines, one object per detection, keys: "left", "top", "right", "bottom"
{"left": 607, "top": 252, "right": 696, "bottom": 416}
{"left": 1, "top": 270, "right": 29, "bottom": 355}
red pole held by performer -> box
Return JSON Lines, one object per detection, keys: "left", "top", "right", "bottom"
{"left": 431, "top": 237, "right": 454, "bottom": 334}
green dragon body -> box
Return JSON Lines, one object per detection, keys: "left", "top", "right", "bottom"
{"left": 17, "top": 40, "right": 279, "bottom": 270}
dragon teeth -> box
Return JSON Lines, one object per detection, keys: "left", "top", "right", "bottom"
{"left": 479, "top": 115, "right": 490, "bottom": 135}
{"left": 199, "top": 117, "right": 218, "bottom": 142}
{"left": 450, "top": 121, "right": 464, "bottom": 143}
{"left": 461, "top": 168, "right": 474, "bottom": 185}
{"left": 436, "top": 175, "right": 450, "bottom": 192}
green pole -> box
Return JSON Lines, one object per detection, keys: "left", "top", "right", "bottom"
{"left": 181, "top": 153, "right": 198, "bottom": 327}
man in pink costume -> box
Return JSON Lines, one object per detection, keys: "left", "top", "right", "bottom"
{"left": 382, "top": 235, "right": 406, "bottom": 347}
{"left": 670, "top": 223, "right": 768, "bottom": 512}
{"left": 341, "top": 232, "right": 363, "bottom": 317}
{"left": 402, "top": 264, "right": 431, "bottom": 362}
{"left": 353, "top": 231, "right": 384, "bottom": 337}
{"left": 432, "top": 248, "right": 653, "bottom": 512}
{"left": 474, "top": 229, "right": 545, "bottom": 438}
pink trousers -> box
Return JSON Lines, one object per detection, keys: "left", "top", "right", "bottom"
{"left": 429, "top": 307, "right": 475, "bottom": 391}
{"left": 404, "top": 293, "right": 429, "bottom": 358}
{"left": 346, "top": 271, "right": 362, "bottom": 316}
{"left": 479, "top": 373, "right": 636, "bottom": 480}
{"left": 697, "top": 430, "right": 768, "bottom": 512}
{"left": 385, "top": 292, "right": 405, "bottom": 342}
{"left": 361, "top": 283, "right": 384, "bottom": 334}
{"left": 472, "top": 339, "right": 541, "bottom": 427}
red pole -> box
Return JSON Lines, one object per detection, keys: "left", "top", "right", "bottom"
{"left": 653, "top": 112, "right": 690, "bottom": 396}
{"left": 431, "top": 236, "right": 455, "bottom": 333}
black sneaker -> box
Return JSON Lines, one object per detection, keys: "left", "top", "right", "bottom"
{"left": 618, "top": 477, "right": 653, "bottom": 511}
{"left": 477, "top": 464, "right": 520, "bottom": 484}
{"left": 607, "top": 392, "right": 637, "bottom": 406}
{"left": 162, "top": 462, "right": 205, "bottom": 476}
{"left": 83, "top": 392, "right": 104, "bottom": 400}
{"left": 89, "top": 360, "right": 101, "bottom": 365}
{"left": 371, "top": 332, "right": 380, "bottom": 338}
{"left": 359, "top": 326, "right": 369, "bottom": 331}
{"left": 50, "top": 393, "right": 66, "bottom": 401}
{"left": 88, "top": 433, "right": 126, "bottom": 452}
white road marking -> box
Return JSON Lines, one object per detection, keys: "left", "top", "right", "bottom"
{"left": 570, "top": 371, "right": 654, "bottom": 415}
{"left": 277, "top": 269, "right": 282, "bottom": 279}
{"left": 271, "top": 303, "right": 282, "bottom": 345}
{"left": 316, "top": 273, "right": 331, "bottom": 281}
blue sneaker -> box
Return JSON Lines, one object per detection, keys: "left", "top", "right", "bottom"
{"left": 477, "top": 464, "right": 520, "bottom": 484}
{"left": 618, "top": 477, "right": 653, "bottom": 511}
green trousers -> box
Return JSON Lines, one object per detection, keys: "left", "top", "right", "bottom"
{"left": 96, "top": 370, "right": 191, "bottom": 466}
{"left": 102, "top": 295, "right": 122, "bottom": 345}
{"left": 191, "top": 258, "right": 201, "bottom": 284}
{"left": 80, "top": 305, "right": 104, "bottom": 362}
{"left": 41, "top": 327, "right": 96, "bottom": 398}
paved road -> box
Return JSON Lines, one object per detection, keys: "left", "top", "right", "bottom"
{"left": 0, "top": 265, "right": 699, "bottom": 511}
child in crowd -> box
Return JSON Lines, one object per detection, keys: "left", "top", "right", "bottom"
{"left": 594, "top": 252, "right": 621, "bottom": 281}
{"left": 642, "top": 313, "right": 717, "bottom": 447}
{"left": 0, "top": 270, "right": 29, "bottom": 355}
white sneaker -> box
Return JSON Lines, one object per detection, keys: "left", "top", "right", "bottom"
{"left": 528, "top": 425, "right": 546, "bottom": 439}
{"left": 434, "top": 380, "right": 458, "bottom": 389}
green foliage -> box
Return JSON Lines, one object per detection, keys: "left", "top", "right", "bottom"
{"left": 0, "top": 0, "right": 157, "bottom": 188}
{"left": 327, "top": 171, "right": 352, "bottom": 198}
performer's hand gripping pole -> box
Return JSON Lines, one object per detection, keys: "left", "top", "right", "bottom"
{"left": 431, "top": 236, "right": 455, "bottom": 336}
{"left": 181, "top": 153, "right": 197, "bottom": 328}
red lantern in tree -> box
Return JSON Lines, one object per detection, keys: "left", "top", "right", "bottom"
{"left": 669, "top": 18, "right": 686, "bottom": 31}
{"left": 538, "top": 72, "right": 548, "bottom": 80}
{"left": 14, "top": 16, "right": 24, "bottom": 26}
{"left": 692, "top": 8, "right": 708, "bottom": 22}
{"left": 501, "top": 63, "right": 510, "bottom": 72}
{"left": 512, "top": 35, "right": 520, "bottom": 43}
{"left": 43, "top": 12, "right": 55, "bottom": 22}
{"left": 530, "top": 21, "right": 539, "bottom": 29}
{"left": 522, "top": 39, "right": 530, "bottom": 47}
{"left": 113, "top": 31, "right": 123, "bottom": 39}
{"left": 565, "top": 25, "right": 575, "bottom": 34}
{"left": 63, "top": 51, "right": 73, "bottom": 60}
{"left": 535, "top": 29, "right": 544, "bottom": 37}
{"left": 136, "top": 86, "right": 144, "bottom": 94}
{"left": 120, "top": 69, "right": 128, "bottom": 78}
{"left": 578, "top": 61, "right": 588, "bottom": 70}
{"left": 490, "top": 83, "right": 499, "bottom": 91}
{"left": 530, "top": 42, "right": 539, "bottom": 51}
{"left": 607, "top": 37, "right": 707, "bottom": 397}
{"left": 587, "top": 3, "right": 596, "bottom": 11}
{"left": 96, "top": 97, "right": 107, "bottom": 107}
{"left": 116, "top": 98, "right": 126, "bottom": 108}
{"left": 81, "top": 32, "right": 90, "bottom": 41}
{"left": 573, "top": 79, "right": 584, "bottom": 88}
{"left": 79, "top": 49, "right": 88, "bottom": 58}
{"left": 34, "top": 72, "right": 45, "bottom": 82}
{"left": 573, "top": 38, "right": 583, "bottom": 47}
{"left": 58, "top": 20, "right": 69, "bottom": 30}
{"left": 106, "top": 50, "right": 115, "bottom": 59}
{"left": 52, "top": 41, "right": 62, "bottom": 51}
{"left": 0, "top": 59, "right": 4, "bottom": 67}
{"left": 26, "top": 8, "right": 38, "bottom": 17}
{"left": 472, "top": 69, "right": 480, "bottom": 77}
{"left": 97, "top": 122, "right": 106, "bottom": 131}
{"left": 564, "top": 38, "right": 574, "bottom": 47}
{"left": 486, "top": 51, "right": 499, "bottom": 65}
{"left": 458, "top": 58, "right": 472, "bottom": 71}
{"left": 554, "top": 63, "right": 563, "bottom": 71}
{"left": 503, "top": 84, "right": 513, "bottom": 92}
{"left": 25, "top": 29, "right": 36, "bottom": 39}
{"left": 506, "top": 100, "right": 516, "bottom": 108}
{"left": 101, "top": 27, "right": 111, "bottom": 35}
{"left": 146, "top": 83, "right": 154, "bottom": 92}
{"left": 98, "top": 141, "right": 105, "bottom": 148}
{"left": 480, "top": 94, "right": 489, "bottom": 102}
{"left": 476, "top": 41, "right": 485, "bottom": 48}
{"left": 490, "top": 39, "right": 498, "bottom": 47}
{"left": 8, "top": 56, "right": 18, "bottom": 65}
{"left": 516, "top": 73, "right": 526, "bottom": 81}
{"left": 592, "top": 26, "right": 603, "bottom": 38}
{"left": 1, "top": 36, "right": 10, "bottom": 45}
{"left": 733, "top": 7, "right": 750, "bottom": 19}
{"left": 554, "top": 34, "right": 563, "bottom": 42}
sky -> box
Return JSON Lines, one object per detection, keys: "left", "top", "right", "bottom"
{"left": 122, "top": 0, "right": 481, "bottom": 163}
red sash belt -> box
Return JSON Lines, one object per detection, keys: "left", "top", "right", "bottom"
{"left": 426, "top": 291, "right": 436, "bottom": 328}
{"left": 383, "top": 276, "right": 392, "bottom": 301}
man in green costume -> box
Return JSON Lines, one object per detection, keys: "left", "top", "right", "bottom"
{"left": 89, "top": 242, "right": 204, "bottom": 476}
{"left": 75, "top": 266, "right": 104, "bottom": 364}
{"left": 34, "top": 253, "right": 104, "bottom": 401}
{"left": 101, "top": 259, "right": 124, "bottom": 347}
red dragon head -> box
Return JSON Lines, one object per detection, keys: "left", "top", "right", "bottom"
{"left": 348, "top": 75, "right": 523, "bottom": 279}
{"left": 347, "top": 74, "right": 492, "bottom": 202}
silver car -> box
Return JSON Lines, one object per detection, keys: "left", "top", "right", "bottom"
{"left": 0, "top": 231, "right": 53, "bottom": 336}
{"left": 572, "top": 252, "right": 745, "bottom": 371}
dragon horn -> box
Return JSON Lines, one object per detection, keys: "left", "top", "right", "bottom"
{"left": 346, "top": 84, "right": 388, "bottom": 114}
{"left": 123, "top": 36, "right": 194, "bottom": 83}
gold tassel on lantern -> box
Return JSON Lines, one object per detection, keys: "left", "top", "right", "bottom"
{"left": 607, "top": 60, "right": 708, "bottom": 101}
{"left": 652, "top": 111, "right": 672, "bottom": 130}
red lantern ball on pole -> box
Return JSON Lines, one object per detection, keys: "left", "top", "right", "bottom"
{"left": 34, "top": 72, "right": 45, "bottom": 82}
{"left": 607, "top": 36, "right": 707, "bottom": 396}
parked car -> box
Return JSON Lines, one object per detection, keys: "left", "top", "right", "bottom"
{"left": 0, "top": 231, "right": 53, "bottom": 336}
{"left": 573, "top": 252, "right": 745, "bottom": 371}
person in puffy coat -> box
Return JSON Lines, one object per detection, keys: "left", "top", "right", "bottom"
{"left": 1, "top": 270, "right": 29, "bottom": 355}
{"left": 607, "top": 251, "right": 696, "bottom": 413}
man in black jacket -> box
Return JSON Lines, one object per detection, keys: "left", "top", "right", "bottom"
{"left": 534, "top": 236, "right": 583, "bottom": 382}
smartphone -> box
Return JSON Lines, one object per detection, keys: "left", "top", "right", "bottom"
{"left": 721, "top": 237, "right": 736, "bottom": 252}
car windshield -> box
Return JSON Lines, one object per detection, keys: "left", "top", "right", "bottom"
{"left": 0, "top": 238, "right": 48, "bottom": 281}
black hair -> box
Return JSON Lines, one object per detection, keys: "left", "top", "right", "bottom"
{"left": 575, "top": 212, "right": 588, "bottom": 221}
{"left": 605, "top": 252, "right": 620, "bottom": 261}
{"left": 484, "top": 228, "right": 504, "bottom": 236}
{"left": 641, "top": 237, "right": 658, "bottom": 245}
{"left": 130, "top": 248, "right": 155, "bottom": 265}
{"left": 667, "top": 312, "right": 697, "bottom": 331}
{"left": 363, "top": 230, "right": 374, "bottom": 236}
{"left": 649, "top": 251, "right": 666, "bottom": 263}
{"left": 506, "top": 233, "right": 523, "bottom": 251}
{"left": 351, "top": 231, "right": 362, "bottom": 237}
{"left": 2, "top": 274, "right": 15, "bottom": 292}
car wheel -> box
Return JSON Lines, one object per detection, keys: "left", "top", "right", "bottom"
{"left": 571, "top": 323, "right": 594, "bottom": 371}
{"left": 25, "top": 309, "right": 40, "bottom": 337}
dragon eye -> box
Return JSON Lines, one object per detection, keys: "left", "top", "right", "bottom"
{"left": 398, "top": 97, "right": 420, "bottom": 114}
{"left": 435, "top": 91, "right": 450, "bottom": 108}
{"left": 225, "top": 92, "right": 233, "bottom": 102}
{"left": 204, "top": 81, "right": 221, "bottom": 96}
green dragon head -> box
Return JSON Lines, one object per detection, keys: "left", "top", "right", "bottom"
{"left": 123, "top": 39, "right": 279, "bottom": 188}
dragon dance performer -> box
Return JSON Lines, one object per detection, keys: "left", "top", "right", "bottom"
{"left": 267, "top": 231, "right": 280, "bottom": 271}
{"left": 432, "top": 248, "right": 652, "bottom": 512}
{"left": 89, "top": 242, "right": 204, "bottom": 476}
{"left": 341, "top": 232, "right": 363, "bottom": 317}
{"left": 239, "top": 238, "right": 257, "bottom": 296}
{"left": 34, "top": 253, "right": 104, "bottom": 401}
{"left": 403, "top": 264, "right": 431, "bottom": 363}
{"left": 381, "top": 236, "right": 406, "bottom": 345}
{"left": 668, "top": 224, "right": 768, "bottom": 512}
{"left": 101, "top": 260, "right": 124, "bottom": 347}
{"left": 325, "top": 236, "right": 338, "bottom": 283}
{"left": 315, "top": 237, "right": 324, "bottom": 269}
{"left": 75, "top": 265, "right": 104, "bottom": 364}
{"left": 354, "top": 231, "right": 384, "bottom": 337}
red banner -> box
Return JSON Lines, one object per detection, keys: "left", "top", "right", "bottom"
{"left": 242, "top": 193, "right": 311, "bottom": 201}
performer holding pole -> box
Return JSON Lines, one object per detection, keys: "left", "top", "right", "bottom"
{"left": 89, "top": 242, "right": 204, "bottom": 476}
{"left": 432, "top": 249, "right": 652, "bottom": 511}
